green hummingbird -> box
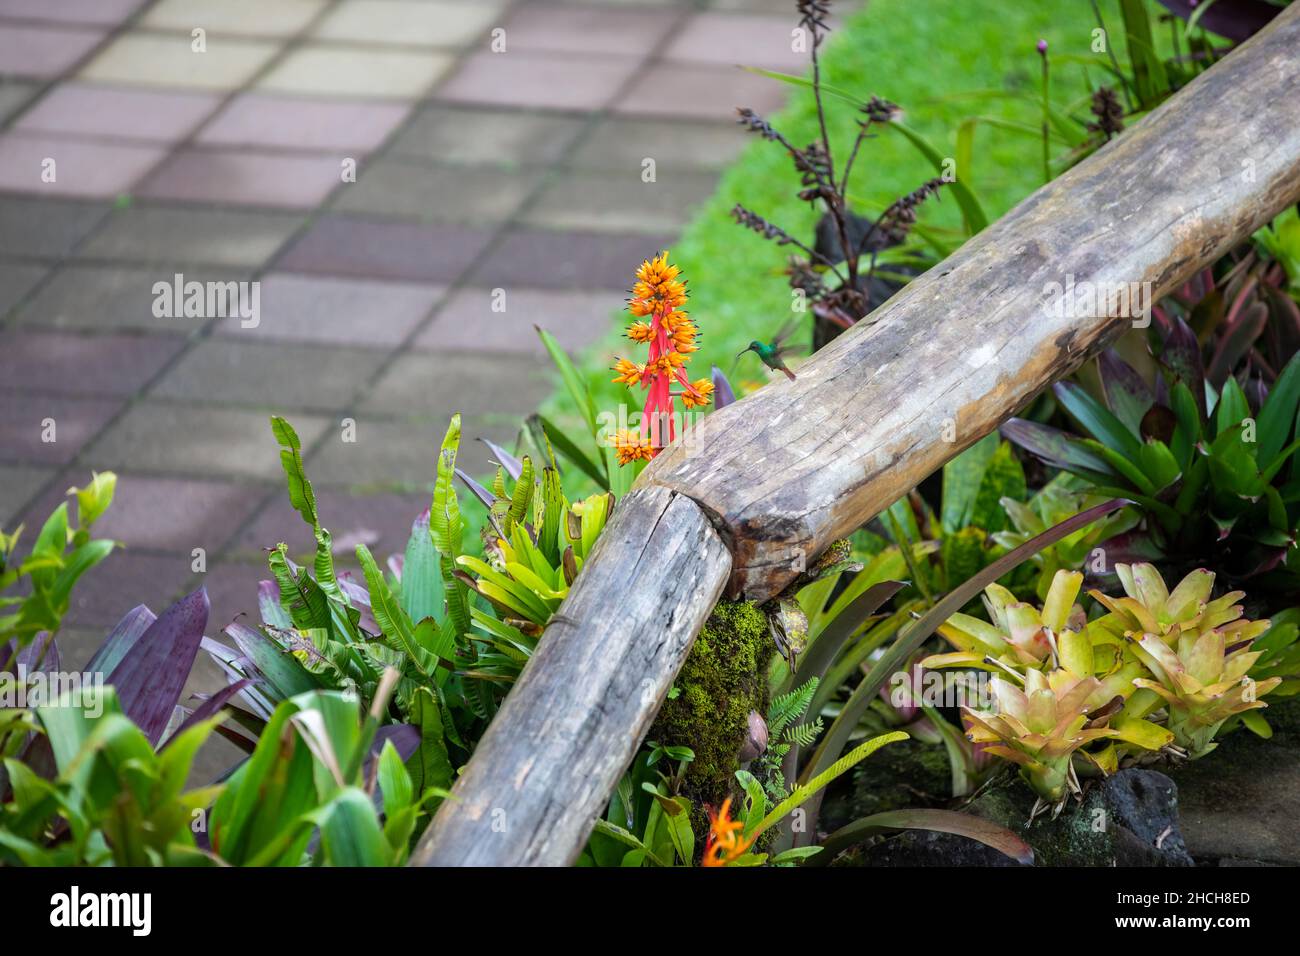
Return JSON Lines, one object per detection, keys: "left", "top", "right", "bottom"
{"left": 736, "top": 319, "right": 802, "bottom": 381}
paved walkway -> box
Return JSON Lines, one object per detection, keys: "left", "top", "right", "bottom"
{"left": 0, "top": 0, "right": 808, "bottom": 665}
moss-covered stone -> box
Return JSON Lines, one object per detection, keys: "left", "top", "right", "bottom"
{"left": 650, "top": 600, "right": 773, "bottom": 842}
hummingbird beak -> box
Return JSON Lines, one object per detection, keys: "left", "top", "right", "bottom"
{"left": 737, "top": 347, "right": 752, "bottom": 358}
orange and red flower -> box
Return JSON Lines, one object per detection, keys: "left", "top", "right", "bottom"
{"left": 701, "top": 797, "right": 753, "bottom": 867}
{"left": 610, "top": 252, "right": 711, "bottom": 464}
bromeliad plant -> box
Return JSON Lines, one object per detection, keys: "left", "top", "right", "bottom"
{"left": 1004, "top": 334, "right": 1300, "bottom": 595}
{"left": 927, "top": 563, "right": 1284, "bottom": 808}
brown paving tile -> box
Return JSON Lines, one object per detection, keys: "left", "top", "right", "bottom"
{"left": 0, "top": 261, "right": 48, "bottom": 316}
{"left": 495, "top": 4, "right": 677, "bottom": 55}
{"left": 312, "top": 0, "right": 505, "bottom": 48}
{"left": 615, "top": 61, "right": 787, "bottom": 120}
{"left": 138, "top": 148, "right": 345, "bottom": 209}
{"left": 83, "top": 402, "right": 330, "bottom": 480}
{"left": 387, "top": 105, "right": 586, "bottom": 167}
{"left": 150, "top": 338, "right": 387, "bottom": 410}
{"left": 303, "top": 414, "right": 513, "bottom": 490}
{"left": 212, "top": 273, "right": 441, "bottom": 346}
{"left": 0, "top": 0, "right": 144, "bottom": 25}
{"left": 663, "top": 12, "right": 810, "bottom": 72}
{"left": 0, "top": 329, "right": 184, "bottom": 396}
{"left": 333, "top": 158, "right": 541, "bottom": 224}
{"left": 0, "top": 463, "right": 56, "bottom": 527}
{"left": 79, "top": 32, "right": 281, "bottom": 92}
{"left": 140, "top": 0, "right": 327, "bottom": 38}
{"left": 520, "top": 167, "right": 716, "bottom": 233}
{"left": 14, "top": 264, "right": 250, "bottom": 333}
{"left": 471, "top": 226, "right": 675, "bottom": 289}
{"left": 15, "top": 83, "right": 222, "bottom": 142}
{"left": 80, "top": 205, "right": 303, "bottom": 268}
{"left": 0, "top": 24, "right": 105, "bottom": 78}
{"left": 0, "top": 394, "right": 125, "bottom": 465}
{"left": 0, "top": 80, "right": 41, "bottom": 122}
{"left": 258, "top": 44, "right": 454, "bottom": 99}
{"left": 276, "top": 215, "right": 494, "bottom": 283}
{"left": 437, "top": 51, "right": 639, "bottom": 111}
{"left": 570, "top": 116, "right": 748, "bottom": 170}
{"left": 229, "top": 487, "right": 431, "bottom": 565}
{"left": 361, "top": 351, "right": 549, "bottom": 419}
{"left": 195, "top": 93, "right": 410, "bottom": 153}
{"left": 0, "top": 132, "right": 166, "bottom": 198}
{"left": 0, "top": 195, "right": 107, "bottom": 257}
{"left": 195, "top": 559, "right": 271, "bottom": 633}
{"left": 19, "top": 471, "right": 263, "bottom": 554}
{"left": 416, "top": 286, "right": 622, "bottom": 355}
{"left": 61, "top": 550, "right": 196, "bottom": 630}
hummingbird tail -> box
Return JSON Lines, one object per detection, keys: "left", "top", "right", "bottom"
{"left": 781, "top": 366, "right": 796, "bottom": 382}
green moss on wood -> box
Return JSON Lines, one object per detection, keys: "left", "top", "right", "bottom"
{"left": 650, "top": 600, "right": 773, "bottom": 840}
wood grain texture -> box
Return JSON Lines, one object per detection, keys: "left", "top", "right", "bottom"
{"left": 644, "top": 4, "right": 1300, "bottom": 603}
{"left": 411, "top": 484, "right": 730, "bottom": 866}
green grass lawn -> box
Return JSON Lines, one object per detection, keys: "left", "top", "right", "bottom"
{"left": 538, "top": 0, "right": 1140, "bottom": 484}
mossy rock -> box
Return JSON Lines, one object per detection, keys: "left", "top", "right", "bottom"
{"left": 649, "top": 600, "right": 773, "bottom": 842}
{"left": 819, "top": 736, "right": 952, "bottom": 832}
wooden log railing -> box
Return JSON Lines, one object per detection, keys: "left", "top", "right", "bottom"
{"left": 412, "top": 6, "right": 1300, "bottom": 867}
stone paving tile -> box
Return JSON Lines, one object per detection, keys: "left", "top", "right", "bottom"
{"left": 0, "top": 463, "right": 56, "bottom": 526}
{"left": 0, "top": 24, "right": 105, "bottom": 79}
{"left": 663, "top": 12, "right": 810, "bottom": 72}
{"left": 80, "top": 205, "right": 303, "bottom": 267}
{"left": 138, "top": 148, "right": 345, "bottom": 209}
{"left": 0, "top": 261, "right": 48, "bottom": 316}
{"left": 19, "top": 470, "right": 262, "bottom": 554}
{"left": 15, "top": 83, "right": 222, "bottom": 142}
{"left": 615, "top": 61, "right": 788, "bottom": 120}
{"left": 276, "top": 215, "right": 493, "bottom": 283}
{"left": 0, "top": 195, "right": 107, "bottom": 257}
{"left": 80, "top": 32, "right": 282, "bottom": 92}
{"left": 303, "top": 414, "right": 512, "bottom": 489}
{"left": 312, "top": 0, "right": 505, "bottom": 48}
{"left": 193, "top": 558, "right": 271, "bottom": 632}
{"left": 195, "top": 93, "right": 410, "bottom": 153}
{"left": 0, "top": 329, "right": 185, "bottom": 396}
{"left": 437, "top": 51, "right": 640, "bottom": 111}
{"left": 471, "top": 226, "right": 674, "bottom": 289}
{"left": 417, "top": 286, "right": 622, "bottom": 355}
{"left": 150, "top": 338, "right": 387, "bottom": 410}
{"left": 570, "top": 116, "right": 748, "bottom": 171}
{"left": 333, "top": 158, "right": 542, "bottom": 224}
{"left": 0, "top": 132, "right": 166, "bottom": 198}
{"left": 13, "top": 263, "right": 250, "bottom": 333}
{"left": 386, "top": 105, "right": 587, "bottom": 167}
{"left": 83, "top": 402, "right": 330, "bottom": 480}
{"left": 62, "top": 551, "right": 197, "bottom": 630}
{"left": 140, "top": 0, "right": 327, "bottom": 38}
{"left": 520, "top": 167, "right": 717, "bottom": 233}
{"left": 0, "top": 0, "right": 144, "bottom": 25}
{"left": 257, "top": 45, "right": 454, "bottom": 99}
{"left": 361, "top": 351, "right": 550, "bottom": 419}
{"left": 0, "top": 81, "right": 41, "bottom": 123}
{"left": 212, "top": 272, "right": 442, "bottom": 346}
{"left": 0, "top": 394, "right": 125, "bottom": 466}
{"left": 229, "top": 486, "right": 432, "bottom": 565}
{"left": 495, "top": 3, "right": 678, "bottom": 55}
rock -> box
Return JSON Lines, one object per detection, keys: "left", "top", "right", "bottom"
{"left": 845, "top": 767, "right": 1192, "bottom": 867}
{"left": 1168, "top": 695, "right": 1300, "bottom": 865}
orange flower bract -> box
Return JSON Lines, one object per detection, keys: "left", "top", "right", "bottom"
{"left": 701, "top": 797, "right": 753, "bottom": 867}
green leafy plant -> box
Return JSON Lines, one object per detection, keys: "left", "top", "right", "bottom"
{"left": 1, "top": 472, "right": 117, "bottom": 661}
{"left": 1004, "top": 338, "right": 1300, "bottom": 594}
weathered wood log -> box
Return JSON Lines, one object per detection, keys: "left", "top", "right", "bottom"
{"left": 413, "top": 6, "right": 1300, "bottom": 866}
{"left": 647, "top": 2, "right": 1300, "bottom": 603}
{"left": 410, "top": 484, "right": 730, "bottom": 866}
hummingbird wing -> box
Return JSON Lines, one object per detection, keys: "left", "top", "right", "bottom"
{"left": 771, "top": 316, "right": 805, "bottom": 348}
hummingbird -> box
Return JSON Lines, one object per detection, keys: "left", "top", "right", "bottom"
{"left": 736, "top": 319, "right": 802, "bottom": 381}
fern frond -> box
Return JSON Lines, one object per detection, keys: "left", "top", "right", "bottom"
{"left": 782, "top": 717, "right": 824, "bottom": 749}
{"left": 768, "top": 677, "right": 819, "bottom": 736}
